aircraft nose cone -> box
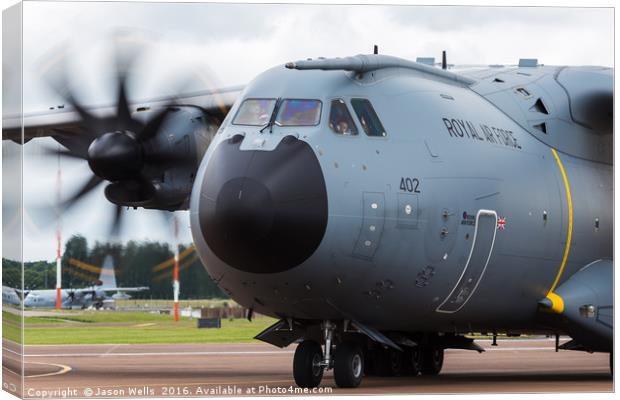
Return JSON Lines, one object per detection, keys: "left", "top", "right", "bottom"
{"left": 199, "top": 135, "right": 328, "bottom": 274}
{"left": 216, "top": 178, "right": 274, "bottom": 241}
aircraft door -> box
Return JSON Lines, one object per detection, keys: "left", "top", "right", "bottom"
{"left": 436, "top": 209, "right": 498, "bottom": 313}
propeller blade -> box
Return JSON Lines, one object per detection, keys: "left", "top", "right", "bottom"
{"left": 144, "top": 150, "right": 192, "bottom": 168}
{"left": 138, "top": 107, "right": 194, "bottom": 169}
{"left": 39, "top": 45, "right": 103, "bottom": 137}
{"left": 42, "top": 146, "right": 88, "bottom": 160}
{"left": 137, "top": 107, "right": 171, "bottom": 141}
{"left": 157, "top": 210, "right": 174, "bottom": 235}
{"left": 116, "top": 78, "right": 133, "bottom": 126}
{"left": 111, "top": 30, "right": 146, "bottom": 134}
{"left": 168, "top": 63, "right": 227, "bottom": 114}
{"left": 65, "top": 94, "right": 103, "bottom": 135}
{"left": 109, "top": 204, "right": 124, "bottom": 239}
{"left": 63, "top": 174, "right": 104, "bottom": 211}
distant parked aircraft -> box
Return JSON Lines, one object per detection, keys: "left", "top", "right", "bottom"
{"left": 2, "top": 286, "right": 21, "bottom": 306}
{"left": 23, "top": 255, "right": 148, "bottom": 309}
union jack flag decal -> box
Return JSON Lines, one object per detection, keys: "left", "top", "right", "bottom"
{"left": 497, "top": 217, "right": 507, "bottom": 230}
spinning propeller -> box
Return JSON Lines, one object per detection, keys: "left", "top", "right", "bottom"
{"left": 41, "top": 33, "right": 196, "bottom": 237}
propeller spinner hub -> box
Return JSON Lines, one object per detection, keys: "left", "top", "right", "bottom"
{"left": 88, "top": 131, "right": 143, "bottom": 181}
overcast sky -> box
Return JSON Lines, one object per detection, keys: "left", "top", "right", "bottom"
{"left": 2, "top": 2, "right": 614, "bottom": 261}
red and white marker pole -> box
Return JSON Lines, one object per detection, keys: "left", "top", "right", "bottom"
{"left": 173, "top": 216, "right": 180, "bottom": 321}
{"left": 55, "top": 229, "right": 62, "bottom": 310}
{"left": 55, "top": 150, "right": 62, "bottom": 310}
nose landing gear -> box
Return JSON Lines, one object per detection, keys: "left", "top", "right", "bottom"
{"left": 293, "top": 340, "right": 324, "bottom": 388}
{"left": 293, "top": 321, "right": 365, "bottom": 389}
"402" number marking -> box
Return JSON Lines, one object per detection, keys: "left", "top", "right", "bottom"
{"left": 400, "top": 177, "right": 420, "bottom": 193}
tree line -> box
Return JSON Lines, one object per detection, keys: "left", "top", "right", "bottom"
{"left": 2, "top": 235, "right": 226, "bottom": 300}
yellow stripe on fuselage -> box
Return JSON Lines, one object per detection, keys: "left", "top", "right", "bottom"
{"left": 549, "top": 148, "right": 573, "bottom": 295}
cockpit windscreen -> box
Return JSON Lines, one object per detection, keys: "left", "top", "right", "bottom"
{"left": 232, "top": 98, "right": 276, "bottom": 126}
{"left": 276, "top": 99, "right": 322, "bottom": 126}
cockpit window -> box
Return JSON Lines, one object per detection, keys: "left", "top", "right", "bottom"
{"left": 275, "top": 99, "right": 322, "bottom": 126}
{"left": 329, "top": 99, "right": 358, "bottom": 135}
{"left": 232, "top": 98, "right": 276, "bottom": 126}
{"left": 351, "top": 98, "right": 387, "bottom": 137}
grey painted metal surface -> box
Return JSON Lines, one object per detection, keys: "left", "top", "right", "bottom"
{"left": 552, "top": 259, "right": 613, "bottom": 352}
{"left": 189, "top": 55, "right": 612, "bottom": 351}
{"left": 467, "top": 65, "right": 612, "bottom": 164}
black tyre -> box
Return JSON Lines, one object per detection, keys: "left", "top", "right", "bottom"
{"left": 373, "top": 348, "right": 403, "bottom": 376}
{"left": 406, "top": 346, "right": 423, "bottom": 376}
{"left": 421, "top": 347, "right": 444, "bottom": 375}
{"left": 334, "top": 342, "right": 364, "bottom": 388}
{"left": 293, "top": 340, "right": 323, "bottom": 388}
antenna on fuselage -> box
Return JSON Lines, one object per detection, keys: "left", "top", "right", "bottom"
{"left": 373, "top": 45, "right": 378, "bottom": 55}
{"left": 442, "top": 50, "right": 447, "bottom": 70}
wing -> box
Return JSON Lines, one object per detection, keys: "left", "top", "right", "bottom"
{"left": 3, "top": 85, "right": 243, "bottom": 143}
{"left": 68, "top": 288, "right": 93, "bottom": 298}
{"left": 99, "top": 287, "right": 149, "bottom": 293}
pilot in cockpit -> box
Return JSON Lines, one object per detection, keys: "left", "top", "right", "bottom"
{"left": 337, "top": 120, "right": 351, "bottom": 134}
{"left": 329, "top": 99, "right": 357, "bottom": 136}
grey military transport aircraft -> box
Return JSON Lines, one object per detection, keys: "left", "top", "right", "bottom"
{"left": 21, "top": 255, "right": 148, "bottom": 309}
{"left": 3, "top": 47, "right": 612, "bottom": 388}
{"left": 2, "top": 286, "right": 21, "bottom": 306}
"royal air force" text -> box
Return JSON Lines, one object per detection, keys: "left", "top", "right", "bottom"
{"left": 442, "top": 118, "right": 521, "bottom": 149}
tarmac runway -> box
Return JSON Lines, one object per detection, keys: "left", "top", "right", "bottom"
{"left": 2, "top": 338, "right": 612, "bottom": 397}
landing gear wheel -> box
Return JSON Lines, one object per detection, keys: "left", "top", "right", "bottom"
{"left": 421, "top": 347, "right": 444, "bottom": 375}
{"left": 293, "top": 340, "right": 324, "bottom": 388}
{"left": 373, "top": 348, "right": 403, "bottom": 376}
{"left": 406, "top": 346, "right": 423, "bottom": 376}
{"left": 334, "top": 342, "right": 364, "bottom": 388}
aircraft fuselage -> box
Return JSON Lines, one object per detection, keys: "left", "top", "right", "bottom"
{"left": 190, "top": 63, "right": 612, "bottom": 335}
